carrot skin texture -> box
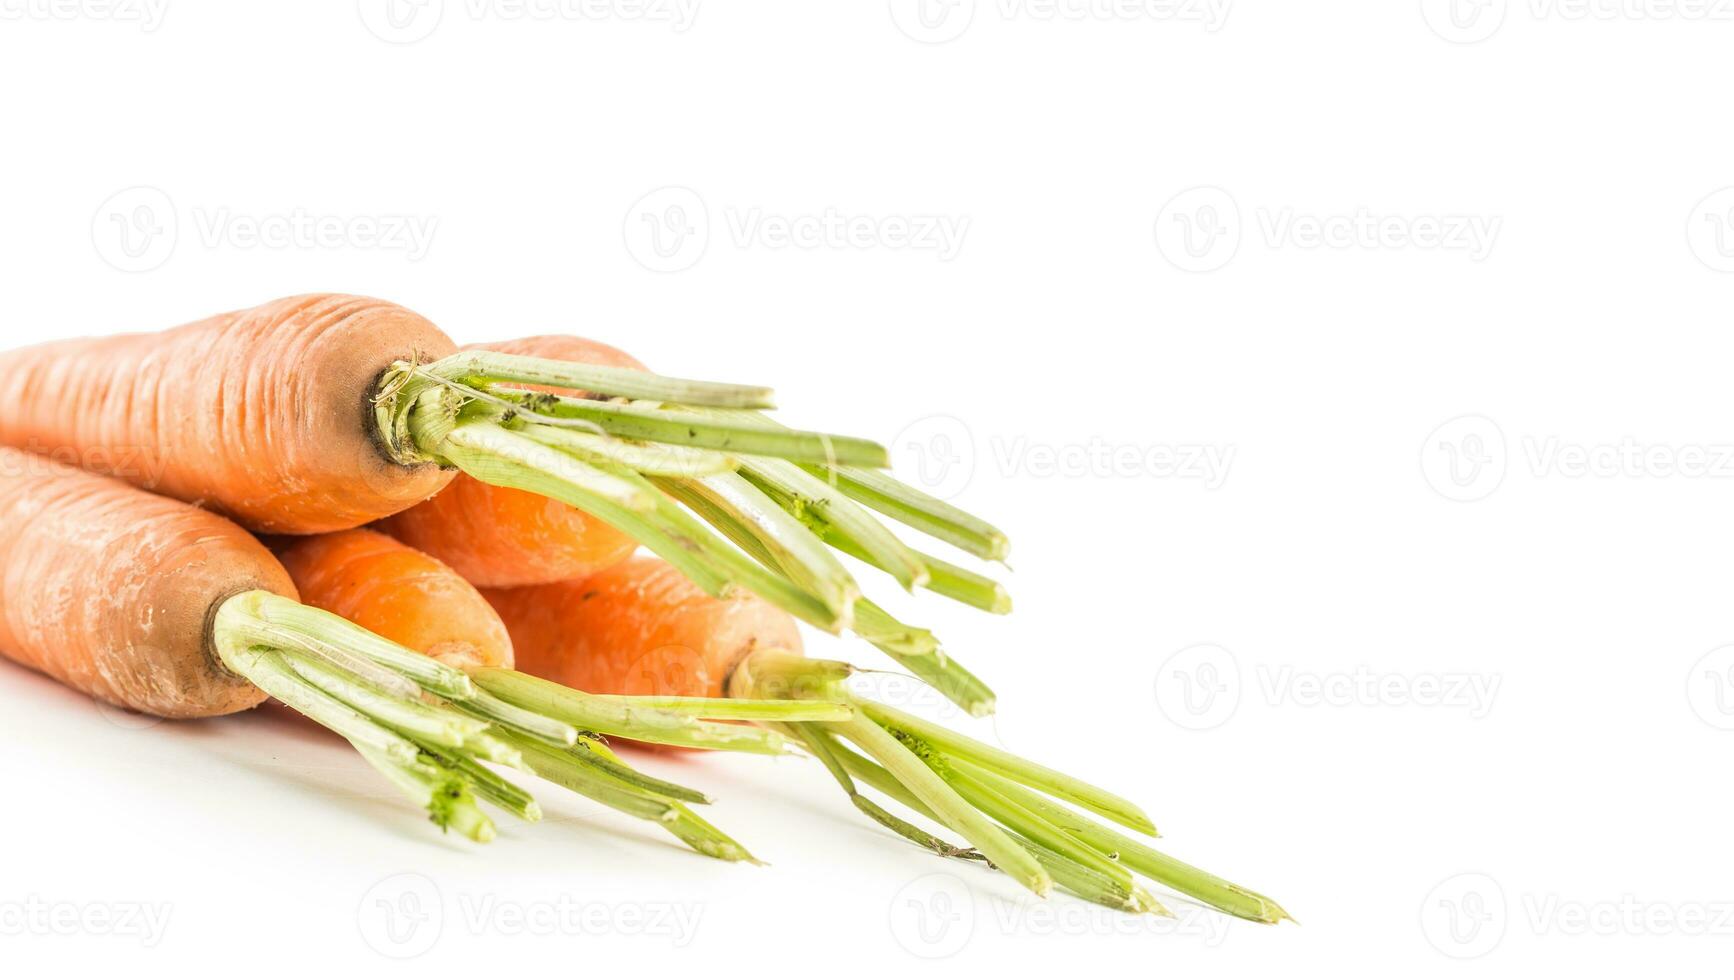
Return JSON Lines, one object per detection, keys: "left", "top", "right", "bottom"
{"left": 483, "top": 555, "right": 803, "bottom": 700}
{"left": 275, "top": 528, "right": 514, "bottom": 671}
{"left": 0, "top": 294, "right": 457, "bottom": 533}
{"left": 0, "top": 448, "right": 295, "bottom": 717}
{"left": 379, "top": 335, "right": 647, "bottom": 587}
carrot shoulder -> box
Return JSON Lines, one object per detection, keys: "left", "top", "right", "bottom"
{"left": 0, "top": 294, "right": 456, "bottom": 533}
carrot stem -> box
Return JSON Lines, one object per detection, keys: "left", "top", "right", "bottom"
{"left": 518, "top": 425, "right": 737, "bottom": 478}
{"left": 738, "top": 457, "right": 929, "bottom": 591}
{"left": 834, "top": 712, "right": 1049, "bottom": 896}
{"left": 471, "top": 667, "right": 822, "bottom": 753}
{"left": 485, "top": 388, "right": 889, "bottom": 468}
{"left": 858, "top": 700, "right": 1157, "bottom": 837}
{"left": 806, "top": 464, "right": 1011, "bottom": 562}
{"left": 658, "top": 472, "right": 861, "bottom": 621}
{"left": 425, "top": 350, "right": 778, "bottom": 409}
{"left": 213, "top": 592, "right": 761, "bottom": 856}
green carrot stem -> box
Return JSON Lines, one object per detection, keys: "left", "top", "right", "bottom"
{"left": 518, "top": 424, "right": 737, "bottom": 478}
{"left": 451, "top": 689, "right": 580, "bottom": 747}
{"left": 808, "top": 464, "right": 1011, "bottom": 562}
{"left": 860, "top": 700, "right": 1156, "bottom": 837}
{"left": 470, "top": 668, "right": 789, "bottom": 754}
{"left": 784, "top": 723, "right": 986, "bottom": 861}
{"left": 943, "top": 761, "right": 1138, "bottom": 896}
{"left": 425, "top": 351, "right": 777, "bottom": 409}
{"left": 832, "top": 714, "right": 1049, "bottom": 896}
{"left": 214, "top": 642, "right": 417, "bottom": 765}
{"left": 954, "top": 761, "right": 1289, "bottom": 923}
{"left": 739, "top": 457, "right": 929, "bottom": 591}
{"left": 580, "top": 694, "right": 851, "bottom": 723}
{"left": 819, "top": 734, "right": 1155, "bottom": 912}
{"left": 502, "top": 733, "right": 757, "bottom": 862}
{"left": 823, "top": 527, "right": 1012, "bottom": 614}
{"left": 441, "top": 422, "right": 659, "bottom": 512}
{"left": 486, "top": 388, "right": 888, "bottom": 467}
{"left": 277, "top": 650, "right": 488, "bottom": 752}
{"left": 569, "top": 739, "right": 712, "bottom": 805}
{"left": 358, "top": 745, "right": 496, "bottom": 842}
{"left": 229, "top": 591, "right": 477, "bottom": 700}
{"left": 658, "top": 472, "right": 860, "bottom": 619}
{"left": 414, "top": 742, "right": 543, "bottom": 822}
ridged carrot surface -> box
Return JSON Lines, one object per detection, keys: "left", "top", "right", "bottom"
{"left": 483, "top": 555, "right": 803, "bottom": 699}
{"left": 0, "top": 447, "right": 293, "bottom": 717}
{"left": 0, "top": 294, "right": 456, "bottom": 533}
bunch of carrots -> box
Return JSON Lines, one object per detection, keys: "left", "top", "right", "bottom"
{"left": 0, "top": 294, "right": 1287, "bottom": 924}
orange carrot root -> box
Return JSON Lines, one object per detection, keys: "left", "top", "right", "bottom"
{"left": 0, "top": 447, "right": 293, "bottom": 717}
{"left": 484, "top": 555, "right": 802, "bottom": 699}
{"left": 0, "top": 294, "right": 456, "bottom": 533}
{"left": 378, "top": 335, "right": 648, "bottom": 587}
{"left": 275, "top": 528, "right": 514, "bottom": 671}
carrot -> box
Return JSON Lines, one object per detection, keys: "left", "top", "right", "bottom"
{"left": 0, "top": 294, "right": 1006, "bottom": 713}
{"left": 487, "top": 556, "right": 1290, "bottom": 924}
{"left": 379, "top": 331, "right": 1016, "bottom": 715}
{"left": 378, "top": 336, "right": 646, "bottom": 588}
{"left": 0, "top": 448, "right": 846, "bottom": 857}
{"left": 274, "top": 528, "right": 514, "bottom": 671}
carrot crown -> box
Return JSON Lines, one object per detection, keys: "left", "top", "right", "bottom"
{"left": 373, "top": 350, "right": 1012, "bottom": 717}
{"left": 209, "top": 591, "right": 846, "bottom": 858}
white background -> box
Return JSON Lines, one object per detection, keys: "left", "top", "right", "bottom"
{"left": 2, "top": 1, "right": 1732, "bottom": 975}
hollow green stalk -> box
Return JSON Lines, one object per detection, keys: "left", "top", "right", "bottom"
{"left": 211, "top": 589, "right": 798, "bottom": 859}
{"left": 731, "top": 650, "right": 1286, "bottom": 922}
{"left": 371, "top": 351, "right": 1014, "bottom": 715}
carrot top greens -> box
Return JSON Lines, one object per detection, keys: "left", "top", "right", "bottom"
{"left": 211, "top": 590, "right": 845, "bottom": 856}
{"left": 732, "top": 649, "right": 1290, "bottom": 924}
{"left": 374, "top": 350, "right": 1013, "bottom": 717}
